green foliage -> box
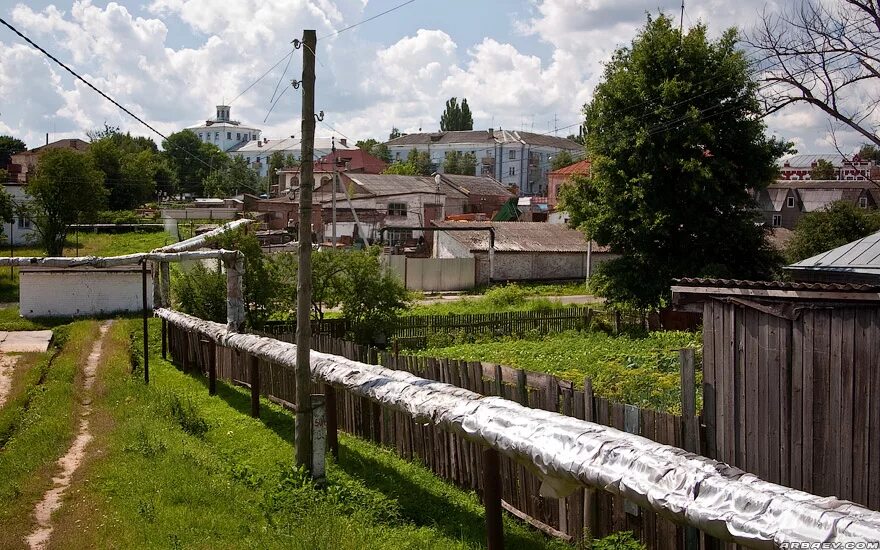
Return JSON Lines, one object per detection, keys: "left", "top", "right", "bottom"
{"left": 591, "top": 531, "right": 646, "bottom": 550}
{"left": 204, "top": 156, "right": 261, "bottom": 197}
{"left": 561, "top": 15, "right": 790, "bottom": 310}
{"left": 0, "top": 135, "right": 27, "bottom": 166}
{"left": 440, "top": 97, "right": 474, "bottom": 131}
{"left": 809, "top": 159, "right": 837, "bottom": 180}
{"left": 26, "top": 148, "right": 107, "bottom": 255}
{"left": 858, "top": 144, "right": 880, "bottom": 162}
{"left": 0, "top": 185, "right": 13, "bottom": 237}
{"left": 171, "top": 263, "right": 227, "bottom": 323}
{"left": 88, "top": 128, "right": 159, "bottom": 209}
{"left": 410, "top": 284, "right": 577, "bottom": 316}
{"left": 442, "top": 151, "right": 477, "bottom": 175}
{"left": 416, "top": 329, "right": 701, "bottom": 413}
{"left": 94, "top": 210, "right": 143, "bottom": 224}
{"left": 165, "top": 393, "right": 210, "bottom": 437}
{"left": 785, "top": 200, "right": 880, "bottom": 262}
{"left": 161, "top": 130, "right": 228, "bottom": 196}
{"left": 356, "top": 139, "right": 392, "bottom": 163}
{"left": 210, "top": 228, "right": 275, "bottom": 327}
{"left": 389, "top": 127, "right": 402, "bottom": 140}
{"left": 273, "top": 248, "right": 410, "bottom": 343}
{"left": 550, "top": 150, "right": 577, "bottom": 171}
{"left": 566, "top": 125, "right": 587, "bottom": 146}
{"left": 383, "top": 148, "right": 433, "bottom": 176}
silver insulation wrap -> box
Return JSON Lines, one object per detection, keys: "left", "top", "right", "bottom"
{"left": 156, "top": 309, "right": 880, "bottom": 548}
{"left": 154, "top": 218, "right": 252, "bottom": 253}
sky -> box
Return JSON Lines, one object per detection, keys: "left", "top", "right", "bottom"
{"left": 0, "top": 0, "right": 871, "bottom": 155}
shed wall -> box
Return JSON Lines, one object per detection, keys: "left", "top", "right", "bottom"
{"left": 20, "top": 269, "right": 152, "bottom": 318}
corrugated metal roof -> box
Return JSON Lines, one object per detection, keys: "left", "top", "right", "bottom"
{"left": 433, "top": 221, "right": 608, "bottom": 253}
{"left": 549, "top": 159, "right": 591, "bottom": 176}
{"left": 798, "top": 189, "right": 849, "bottom": 212}
{"left": 789, "top": 231, "right": 880, "bottom": 272}
{"left": 439, "top": 174, "right": 514, "bottom": 197}
{"left": 673, "top": 277, "right": 880, "bottom": 292}
{"left": 345, "top": 174, "right": 467, "bottom": 199}
{"left": 385, "top": 130, "right": 581, "bottom": 150}
{"left": 778, "top": 154, "right": 847, "bottom": 167}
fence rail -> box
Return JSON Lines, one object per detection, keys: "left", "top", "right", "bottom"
{"left": 166, "top": 322, "right": 701, "bottom": 549}
{"left": 260, "top": 306, "right": 645, "bottom": 347}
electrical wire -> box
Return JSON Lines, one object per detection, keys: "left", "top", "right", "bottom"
{"left": 317, "top": 0, "right": 419, "bottom": 40}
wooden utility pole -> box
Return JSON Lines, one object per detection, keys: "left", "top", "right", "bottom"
{"left": 295, "top": 29, "right": 317, "bottom": 473}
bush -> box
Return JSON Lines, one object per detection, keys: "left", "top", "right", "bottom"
{"left": 591, "top": 531, "right": 646, "bottom": 550}
{"left": 171, "top": 263, "right": 227, "bottom": 324}
{"left": 94, "top": 210, "right": 143, "bottom": 224}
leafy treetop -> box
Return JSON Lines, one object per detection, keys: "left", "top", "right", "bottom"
{"left": 440, "top": 98, "right": 474, "bottom": 132}
{"left": 561, "top": 15, "right": 790, "bottom": 310}
{"left": 809, "top": 159, "right": 837, "bottom": 180}
{"left": 785, "top": 200, "right": 880, "bottom": 263}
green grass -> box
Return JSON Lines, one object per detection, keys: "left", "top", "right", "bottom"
{"left": 48, "top": 319, "right": 570, "bottom": 549}
{"left": 0, "top": 321, "right": 96, "bottom": 548}
{"left": 0, "top": 231, "right": 173, "bottom": 302}
{"left": 409, "top": 284, "right": 581, "bottom": 316}
{"left": 464, "top": 282, "right": 591, "bottom": 297}
{"left": 413, "top": 330, "right": 702, "bottom": 414}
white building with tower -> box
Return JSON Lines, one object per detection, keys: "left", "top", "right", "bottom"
{"left": 188, "top": 105, "right": 262, "bottom": 152}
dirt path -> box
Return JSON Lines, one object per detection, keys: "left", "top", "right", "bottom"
{"left": 0, "top": 354, "right": 19, "bottom": 408}
{"left": 25, "top": 322, "right": 111, "bottom": 550}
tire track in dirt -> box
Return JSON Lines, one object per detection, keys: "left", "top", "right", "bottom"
{"left": 25, "top": 321, "right": 112, "bottom": 550}
{"left": 0, "top": 354, "right": 18, "bottom": 409}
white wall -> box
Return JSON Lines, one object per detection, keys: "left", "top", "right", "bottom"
{"left": 20, "top": 268, "right": 153, "bottom": 318}
{"left": 5, "top": 184, "right": 37, "bottom": 246}
{"left": 190, "top": 124, "right": 262, "bottom": 153}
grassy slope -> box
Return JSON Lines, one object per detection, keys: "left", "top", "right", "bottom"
{"left": 414, "top": 330, "right": 701, "bottom": 414}
{"left": 0, "top": 231, "right": 172, "bottom": 303}
{"left": 0, "top": 322, "right": 99, "bottom": 548}
{"left": 408, "top": 285, "right": 586, "bottom": 316}
{"left": 48, "top": 319, "right": 568, "bottom": 550}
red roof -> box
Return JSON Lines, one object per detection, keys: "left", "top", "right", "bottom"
{"left": 549, "top": 159, "right": 591, "bottom": 177}
{"left": 314, "top": 149, "right": 388, "bottom": 174}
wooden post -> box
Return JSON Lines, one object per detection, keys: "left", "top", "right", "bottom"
{"left": 613, "top": 310, "right": 621, "bottom": 335}
{"left": 516, "top": 369, "right": 528, "bottom": 407}
{"left": 141, "top": 259, "right": 149, "bottom": 384}
{"left": 583, "top": 378, "right": 599, "bottom": 537}
{"left": 295, "top": 28, "right": 318, "bottom": 475}
{"left": 325, "top": 384, "right": 339, "bottom": 459}
{"left": 250, "top": 354, "right": 260, "bottom": 418}
{"left": 679, "top": 348, "right": 700, "bottom": 550}
{"left": 311, "top": 394, "right": 327, "bottom": 484}
{"left": 483, "top": 447, "right": 504, "bottom": 550}
{"left": 160, "top": 261, "right": 171, "bottom": 308}
{"left": 161, "top": 318, "right": 167, "bottom": 360}
{"left": 493, "top": 364, "right": 503, "bottom": 397}
{"left": 207, "top": 339, "right": 217, "bottom": 396}
{"left": 225, "top": 254, "right": 246, "bottom": 332}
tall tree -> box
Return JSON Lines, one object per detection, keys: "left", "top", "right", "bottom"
{"left": 786, "top": 200, "right": 880, "bottom": 263}
{"left": 442, "top": 151, "right": 477, "bottom": 175}
{"left": 561, "top": 15, "right": 789, "bottom": 310}
{"left": 858, "top": 144, "right": 880, "bottom": 163}
{"left": 551, "top": 151, "right": 577, "bottom": 171}
{"left": 389, "top": 127, "right": 402, "bottom": 140}
{"left": 26, "top": 149, "right": 106, "bottom": 255}
{"left": 809, "top": 159, "right": 837, "bottom": 180}
{"left": 440, "top": 97, "right": 474, "bottom": 131}
{"left": 88, "top": 131, "right": 158, "bottom": 209}
{"left": 203, "top": 157, "right": 261, "bottom": 198}
{"left": 750, "top": 1, "right": 880, "bottom": 147}
{"left": 0, "top": 135, "right": 27, "bottom": 167}
{"left": 161, "top": 130, "right": 226, "bottom": 196}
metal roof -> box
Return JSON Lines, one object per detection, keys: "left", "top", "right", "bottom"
{"left": 385, "top": 130, "right": 581, "bottom": 150}
{"left": 673, "top": 277, "right": 880, "bottom": 292}
{"left": 778, "top": 154, "right": 848, "bottom": 167}
{"left": 344, "top": 174, "right": 467, "bottom": 199}
{"left": 439, "top": 174, "right": 514, "bottom": 197}
{"left": 549, "top": 159, "right": 591, "bottom": 176}
{"left": 787, "top": 231, "right": 880, "bottom": 276}
{"left": 433, "top": 221, "right": 608, "bottom": 253}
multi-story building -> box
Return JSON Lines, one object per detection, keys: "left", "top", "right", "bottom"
{"left": 754, "top": 180, "right": 880, "bottom": 229}
{"left": 229, "top": 137, "right": 357, "bottom": 178}
{"left": 7, "top": 138, "right": 90, "bottom": 183}
{"left": 778, "top": 153, "right": 879, "bottom": 181}
{"left": 384, "top": 130, "right": 582, "bottom": 196}
{"left": 188, "top": 105, "right": 262, "bottom": 153}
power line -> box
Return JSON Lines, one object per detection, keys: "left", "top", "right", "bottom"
{"left": 317, "top": 0, "right": 419, "bottom": 40}
{"left": 229, "top": 50, "right": 295, "bottom": 106}
{"left": 0, "top": 15, "right": 221, "bottom": 173}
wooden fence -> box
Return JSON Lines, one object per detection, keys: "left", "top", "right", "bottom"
{"left": 260, "top": 307, "right": 644, "bottom": 347}
{"left": 165, "top": 322, "right": 707, "bottom": 549}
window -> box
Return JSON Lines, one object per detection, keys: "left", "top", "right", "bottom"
{"left": 17, "top": 216, "right": 31, "bottom": 229}
{"left": 198, "top": 132, "right": 203, "bottom": 140}
{"left": 509, "top": 150, "right": 516, "bottom": 160}
{"left": 246, "top": 157, "right": 250, "bottom": 163}
{"left": 237, "top": 132, "right": 241, "bottom": 141}
{"left": 255, "top": 157, "right": 261, "bottom": 164}
{"left": 509, "top": 166, "right": 515, "bottom": 176}
{"left": 215, "top": 132, "right": 220, "bottom": 140}
{"left": 772, "top": 215, "right": 781, "bottom": 227}
{"left": 787, "top": 196, "right": 795, "bottom": 208}
{"left": 395, "top": 152, "right": 401, "bottom": 160}
{"left": 227, "top": 132, "right": 232, "bottom": 140}
{"left": 387, "top": 229, "right": 412, "bottom": 246}
{"left": 244, "top": 134, "right": 250, "bottom": 141}
{"left": 860, "top": 196, "right": 868, "bottom": 208}
{"left": 388, "top": 202, "right": 407, "bottom": 217}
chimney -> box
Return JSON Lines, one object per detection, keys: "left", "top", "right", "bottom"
{"left": 46, "top": 133, "right": 49, "bottom": 145}
{"left": 264, "top": 138, "right": 268, "bottom": 144}
{"left": 257, "top": 141, "right": 263, "bottom": 148}
{"left": 339, "top": 138, "right": 347, "bottom": 146}
{"left": 487, "top": 128, "right": 494, "bottom": 137}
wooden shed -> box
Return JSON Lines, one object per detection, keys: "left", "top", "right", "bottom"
{"left": 672, "top": 277, "right": 880, "bottom": 510}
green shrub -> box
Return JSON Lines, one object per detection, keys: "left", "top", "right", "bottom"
{"left": 171, "top": 263, "right": 227, "bottom": 323}
{"left": 592, "top": 531, "right": 646, "bottom": 550}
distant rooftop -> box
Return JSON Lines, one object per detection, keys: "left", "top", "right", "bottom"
{"left": 230, "top": 137, "right": 356, "bottom": 154}
{"left": 786, "top": 231, "right": 880, "bottom": 284}
{"left": 386, "top": 130, "right": 581, "bottom": 151}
